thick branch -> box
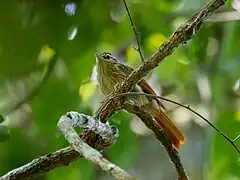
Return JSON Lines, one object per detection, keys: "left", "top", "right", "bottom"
{"left": 111, "top": 92, "right": 240, "bottom": 153}
{"left": 94, "top": 0, "right": 226, "bottom": 179}
{"left": 0, "top": 0, "right": 227, "bottom": 179}
{"left": 0, "top": 112, "right": 121, "bottom": 180}
{"left": 124, "top": 102, "right": 188, "bottom": 180}
{"left": 0, "top": 147, "right": 79, "bottom": 180}
{"left": 96, "top": 0, "right": 226, "bottom": 121}
{"left": 57, "top": 112, "right": 136, "bottom": 180}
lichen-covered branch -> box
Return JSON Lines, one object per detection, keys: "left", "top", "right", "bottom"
{"left": 0, "top": 112, "right": 121, "bottom": 180}
{"left": 57, "top": 112, "right": 136, "bottom": 180}
{"left": 0, "top": 1, "right": 227, "bottom": 180}
{"left": 95, "top": 0, "right": 226, "bottom": 179}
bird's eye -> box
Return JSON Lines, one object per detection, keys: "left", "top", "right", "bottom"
{"left": 104, "top": 54, "right": 111, "bottom": 59}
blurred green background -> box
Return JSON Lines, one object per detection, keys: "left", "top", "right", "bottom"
{"left": 0, "top": 0, "right": 240, "bottom": 179}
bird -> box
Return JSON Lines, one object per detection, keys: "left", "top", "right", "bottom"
{"left": 95, "top": 52, "right": 185, "bottom": 149}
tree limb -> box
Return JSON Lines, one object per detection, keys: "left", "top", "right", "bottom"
{"left": 57, "top": 112, "right": 136, "bottom": 180}
{"left": 0, "top": 0, "right": 227, "bottom": 179}
{"left": 0, "top": 147, "right": 79, "bottom": 180}
{"left": 110, "top": 92, "right": 240, "bottom": 154}
{"left": 124, "top": 102, "right": 188, "bottom": 180}
{"left": 96, "top": 0, "right": 226, "bottom": 122}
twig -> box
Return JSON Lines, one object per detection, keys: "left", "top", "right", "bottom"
{"left": 0, "top": 112, "right": 121, "bottom": 180}
{"left": 0, "top": 1, "right": 227, "bottom": 179}
{"left": 0, "top": 146, "right": 79, "bottom": 180}
{"left": 109, "top": 92, "right": 240, "bottom": 154}
{"left": 4, "top": 54, "right": 58, "bottom": 115}
{"left": 96, "top": 0, "right": 226, "bottom": 120}
{"left": 122, "top": 0, "right": 144, "bottom": 61}
{"left": 233, "top": 135, "right": 240, "bottom": 142}
{"left": 124, "top": 102, "right": 188, "bottom": 180}
{"left": 94, "top": 1, "right": 226, "bottom": 178}
{"left": 57, "top": 112, "right": 136, "bottom": 180}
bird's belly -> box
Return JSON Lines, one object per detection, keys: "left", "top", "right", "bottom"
{"left": 97, "top": 73, "right": 149, "bottom": 106}
{"left": 98, "top": 75, "right": 119, "bottom": 95}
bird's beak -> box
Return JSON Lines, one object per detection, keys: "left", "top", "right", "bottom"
{"left": 95, "top": 53, "right": 101, "bottom": 59}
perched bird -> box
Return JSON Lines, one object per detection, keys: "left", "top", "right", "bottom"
{"left": 96, "top": 52, "right": 185, "bottom": 149}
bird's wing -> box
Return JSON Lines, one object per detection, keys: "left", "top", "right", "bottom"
{"left": 138, "top": 79, "right": 165, "bottom": 109}
{"left": 116, "top": 63, "right": 165, "bottom": 109}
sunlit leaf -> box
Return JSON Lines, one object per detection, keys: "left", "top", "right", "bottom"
{"left": 79, "top": 82, "right": 97, "bottom": 103}
{"left": 146, "top": 33, "right": 167, "bottom": 51}
{"left": 126, "top": 47, "right": 140, "bottom": 66}
{"left": 235, "top": 109, "right": 240, "bottom": 122}
{"left": 38, "top": 45, "right": 56, "bottom": 64}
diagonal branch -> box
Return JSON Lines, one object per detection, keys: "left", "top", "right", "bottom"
{"left": 110, "top": 92, "right": 240, "bottom": 154}
{"left": 0, "top": 1, "right": 227, "bottom": 180}
{"left": 0, "top": 146, "right": 79, "bottom": 180}
{"left": 96, "top": 0, "right": 226, "bottom": 122}
{"left": 124, "top": 102, "right": 188, "bottom": 180}
{"left": 94, "top": 0, "right": 227, "bottom": 179}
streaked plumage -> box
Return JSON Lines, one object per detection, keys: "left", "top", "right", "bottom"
{"left": 96, "top": 52, "right": 185, "bottom": 149}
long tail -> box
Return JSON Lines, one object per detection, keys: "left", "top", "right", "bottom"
{"left": 150, "top": 107, "right": 185, "bottom": 149}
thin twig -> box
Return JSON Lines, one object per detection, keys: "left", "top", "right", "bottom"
{"left": 94, "top": 1, "right": 227, "bottom": 178}
{"left": 233, "top": 135, "right": 240, "bottom": 142}
{"left": 0, "top": 1, "right": 227, "bottom": 179}
{"left": 108, "top": 92, "right": 240, "bottom": 154}
{"left": 96, "top": 0, "right": 227, "bottom": 120}
{"left": 122, "top": 0, "right": 144, "bottom": 61}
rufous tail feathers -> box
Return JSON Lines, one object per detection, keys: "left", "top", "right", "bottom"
{"left": 151, "top": 107, "right": 185, "bottom": 149}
